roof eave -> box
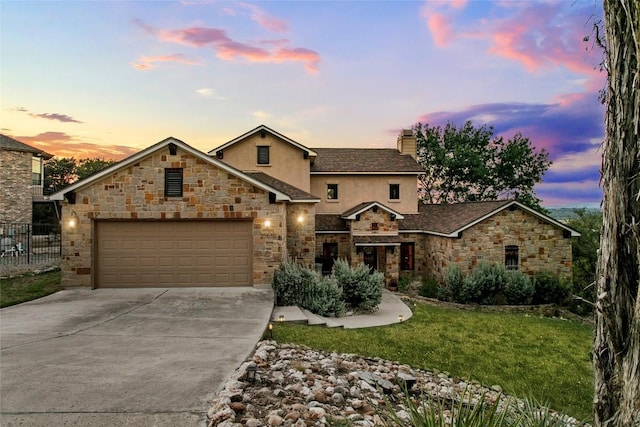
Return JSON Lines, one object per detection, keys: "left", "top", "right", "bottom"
{"left": 208, "top": 125, "right": 317, "bottom": 157}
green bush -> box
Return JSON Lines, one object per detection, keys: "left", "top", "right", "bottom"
{"left": 273, "top": 260, "right": 312, "bottom": 306}
{"left": 305, "top": 276, "right": 345, "bottom": 317}
{"left": 419, "top": 278, "right": 441, "bottom": 299}
{"left": 460, "top": 262, "right": 506, "bottom": 305}
{"left": 504, "top": 270, "right": 535, "bottom": 305}
{"left": 532, "top": 272, "right": 571, "bottom": 305}
{"left": 444, "top": 264, "right": 464, "bottom": 302}
{"left": 333, "top": 259, "right": 383, "bottom": 312}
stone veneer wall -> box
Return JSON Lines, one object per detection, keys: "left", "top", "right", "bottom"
{"left": 0, "top": 150, "right": 32, "bottom": 223}
{"left": 422, "top": 208, "right": 573, "bottom": 283}
{"left": 285, "top": 203, "right": 316, "bottom": 267}
{"left": 315, "top": 233, "right": 351, "bottom": 261}
{"left": 60, "top": 147, "right": 286, "bottom": 288}
{"left": 350, "top": 209, "right": 399, "bottom": 234}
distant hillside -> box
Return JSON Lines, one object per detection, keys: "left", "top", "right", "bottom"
{"left": 547, "top": 207, "right": 602, "bottom": 222}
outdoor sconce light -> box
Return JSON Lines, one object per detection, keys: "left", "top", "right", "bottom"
{"left": 297, "top": 214, "right": 304, "bottom": 224}
{"left": 67, "top": 211, "right": 78, "bottom": 228}
{"left": 278, "top": 314, "right": 285, "bottom": 322}
{"left": 398, "top": 314, "right": 404, "bottom": 322}
{"left": 246, "top": 364, "right": 257, "bottom": 383}
{"left": 264, "top": 219, "right": 271, "bottom": 228}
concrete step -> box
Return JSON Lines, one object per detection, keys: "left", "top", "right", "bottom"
{"left": 271, "top": 306, "right": 308, "bottom": 324}
{"left": 300, "top": 309, "right": 343, "bottom": 328}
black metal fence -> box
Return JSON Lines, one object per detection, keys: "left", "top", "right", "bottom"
{"left": 0, "top": 223, "right": 61, "bottom": 271}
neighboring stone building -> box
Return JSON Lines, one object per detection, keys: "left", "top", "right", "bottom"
{"left": 50, "top": 125, "right": 579, "bottom": 289}
{"left": 0, "top": 134, "right": 53, "bottom": 224}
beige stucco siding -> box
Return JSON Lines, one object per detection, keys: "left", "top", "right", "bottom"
{"left": 311, "top": 174, "right": 418, "bottom": 214}
{"left": 60, "top": 147, "right": 286, "bottom": 288}
{"left": 219, "top": 133, "right": 311, "bottom": 192}
{"left": 421, "top": 208, "right": 573, "bottom": 283}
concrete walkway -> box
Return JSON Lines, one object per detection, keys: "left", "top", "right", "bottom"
{"left": 0, "top": 287, "right": 273, "bottom": 427}
{"left": 271, "top": 289, "right": 412, "bottom": 328}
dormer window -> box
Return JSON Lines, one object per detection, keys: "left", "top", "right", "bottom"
{"left": 257, "top": 146, "right": 270, "bottom": 165}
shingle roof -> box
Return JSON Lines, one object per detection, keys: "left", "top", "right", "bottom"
{"left": 245, "top": 172, "right": 320, "bottom": 202}
{"left": 316, "top": 215, "right": 349, "bottom": 232}
{"left": 310, "top": 148, "right": 424, "bottom": 173}
{"left": 0, "top": 134, "right": 53, "bottom": 159}
{"left": 210, "top": 124, "right": 317, "bottom": 157}
{"left": 400, "top": 200, "right": 513, "bottom": 235}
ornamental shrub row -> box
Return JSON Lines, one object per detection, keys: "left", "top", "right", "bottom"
{"left": 438, "top": 262, "right": 569, "bottom": 305}
{"left": 273, "top": 258, "right": 384, "bottom": 316}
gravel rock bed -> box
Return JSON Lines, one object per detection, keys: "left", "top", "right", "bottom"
{"left": 207, "top": 341, "right": 582, "bottom": 427}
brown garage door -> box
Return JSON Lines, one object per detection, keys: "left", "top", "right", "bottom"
{"left": 96, "top": 221, "right": 252, "bottom": 288}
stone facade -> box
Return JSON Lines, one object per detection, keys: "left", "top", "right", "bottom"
{"left": 422, "top": 207, "right": 573, "bottom": 283}
{"left": 60, "top": 146, "right": 287, "bottom": 287}
{"left": 285, "top": 203, "right": 316, "bottom": 266}
{"left": 0, "top": 150, "right": 33, "bottom": 224}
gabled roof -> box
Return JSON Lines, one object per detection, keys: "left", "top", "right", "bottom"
{"left": 245, "top": 172, "right": 320, "bottom": 203}
{"left": 341, "top": 201, "right": 404, "bottom": 220}
{"left": 47, "top": 137, "right": 305, "bottom": 203}
{"left": 400, "top": 200, "right": 581, "bottom": 237}
{"left": 208, "top": 124, "right": 317, "bottom": 158}
{"left": 310, "top": 148, "right": 424, "bottom": 174}
{"left": 0, "top": 134, "right": 53, "bottom": 159}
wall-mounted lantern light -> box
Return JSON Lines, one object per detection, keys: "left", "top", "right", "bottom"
{"left": 297, "top": 214, "right": 304, "bottom": 224}
{"left": 67, "top": 211, "right": 79, "bottom": 228}
{"left": 264, "top": 219, "right": 271, "bottom": 228}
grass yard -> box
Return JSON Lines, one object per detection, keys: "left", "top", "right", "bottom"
{"left": 0, "top": 269, "right": 62, "bottom": 308}
{"left": 273, "top": 302, "right": 594, "bottom": 421}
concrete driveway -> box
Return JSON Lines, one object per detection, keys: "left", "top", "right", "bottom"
{"left": 0, "top": 287, "right": 273, "bottom": 426}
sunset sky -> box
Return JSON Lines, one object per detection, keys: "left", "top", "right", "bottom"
{"left": 1, "top": 0, "right": 605, "bottom": 207}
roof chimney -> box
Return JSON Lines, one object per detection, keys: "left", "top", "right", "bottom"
{"left": 397, "top": 129, "right": 416, "bottom": 159}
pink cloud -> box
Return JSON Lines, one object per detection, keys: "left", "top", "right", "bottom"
{"left": 13, "top": 132, "right": 138, "bottom": 161}
{"left": 427, "top": 13, "right": 456, "bottom": 47}
{"left": 134, "top": 20, "right": 320, "bottom": 73}
{"left": 29, "top": 113, "right": 83, "bottom": 123}
{"left": 133, "top": 53, "right": 201, "bottom": 70}
{"left": 239, "top": 2, "right": 288, "bottom": 33}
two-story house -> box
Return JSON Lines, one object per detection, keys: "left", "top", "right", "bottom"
{"left": 0, "top": 134, "right": 53, "bottom": 224}
{"left": 50, "top": 125, "right": 578, "bottom": 289}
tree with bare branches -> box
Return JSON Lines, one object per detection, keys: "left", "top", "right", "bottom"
{"left": 594, "top": 1, "right": 640, "bottom": 426}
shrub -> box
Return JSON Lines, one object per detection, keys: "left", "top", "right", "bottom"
{"left": 532, "top": 272, "right": 571, "bottom": 305}
{"left": 419, "top": 278, "right": 441, "bottom": 299}
{"left": 273, "top": 260, "right": 313, "bottom": 306}
{"left": 398, "top": 275, "right": 412, "bottom": 292}
{"left": 305, "top": 275, "right": 345, "bottom": 317}
{"left": 504, "top": 270, "right": 535, "bottom": 305}
{"left": 460, "top": 262, "right": 506, "bottom": 305}
{"left": 444, "top": 264, "right": 464, "bottom": 302}
{"left": 333, "top": 259, "right": 383, "bottom": 313}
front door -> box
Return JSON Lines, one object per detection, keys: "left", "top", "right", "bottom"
{"left": 322, "top": 242, "right": 338, "bottom": 274}
{"left": 363, "top": 246, "right": 377, "bottom": 270}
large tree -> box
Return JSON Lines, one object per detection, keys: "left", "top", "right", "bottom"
{"left": 413, "top": 121, "right": 551, "bottom": 210}
{"left": 44, "top": 157, "right": 116, "bottom": 193}
{"left": 593, "top": 1, "right": 640, "bottom": 426}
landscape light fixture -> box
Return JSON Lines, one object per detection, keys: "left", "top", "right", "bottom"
{"left": 246, "top": 364, "right": 257, "bottom": 383}
{"left": 278, "top": 314, "right": 285, "bottom": 322}
{"left": 268, "top": 322, "right": 273, "bottom": 339}
{"left": 398, "top": 314, "right": 404, "bottom": 322}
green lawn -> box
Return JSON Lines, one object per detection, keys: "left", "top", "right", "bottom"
{"left": 272, "top": 303, "right": 594, "bottom": 421}
{"left": 0, "top": 269, "right": 62, "bottom": 308}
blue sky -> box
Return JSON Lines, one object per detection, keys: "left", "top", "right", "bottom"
{"left": 1, "top": 0, "right": 605, "bottom": 207}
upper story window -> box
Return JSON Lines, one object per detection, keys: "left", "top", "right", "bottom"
{"left": 32, "top": 156, "right": 42, "bottom": 185}
{"left": 327, "top": 183, "right": 339, "bottom": 200}
{"left": 257, "top": 146, "right": 270, "bottom": 165}
{"left": 389, "top": 183, "right": 400, "bottom": 200}
{"left": 165, "top": 168, "right": 183, "bottom": 197}
{"left": 505, "top": 245, "right": 519, "bottom": 270}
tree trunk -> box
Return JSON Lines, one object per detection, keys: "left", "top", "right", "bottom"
{"left": 594, "top": 1, "right": 640, "bottom": 426}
